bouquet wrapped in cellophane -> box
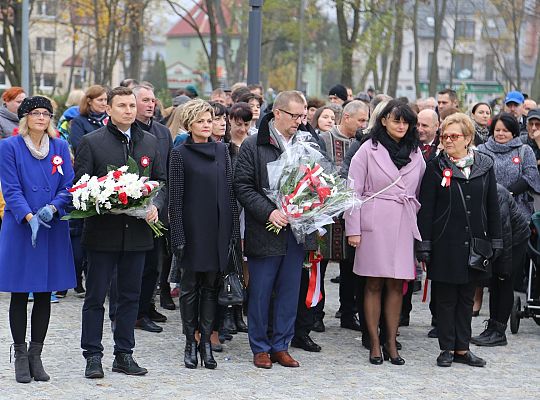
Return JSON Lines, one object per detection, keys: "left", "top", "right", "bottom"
{"left": 62, "top": 157, "right": 166, "bottom": 237}
{"left": 264, "top": 134, "right": 356, "bottom": 243}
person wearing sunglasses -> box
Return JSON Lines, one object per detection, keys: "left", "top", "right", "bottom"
{"left": 417, "top": 113, "right": 502, "bottom": 368}
{"left": 0, "top": 96, "right": 75, "bottom": 383}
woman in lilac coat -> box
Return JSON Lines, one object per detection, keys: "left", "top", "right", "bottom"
{"left": 345, "top": 100, "right": 425, "bottom": 365}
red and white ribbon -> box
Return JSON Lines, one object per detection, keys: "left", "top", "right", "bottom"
{"left": 140, "top": 156, "right": 151, "bottom": 168}
{"left": 305, "top": 251, "right": 323, "bottom": 308}
{"left": 440, "top": 168, "right": 452, "bottom": 187}
{"left": 512, "top": 156, "right": 521, "bottom": 164}
{"left": 51, "top": 155, "right": 64, "bottom": 175}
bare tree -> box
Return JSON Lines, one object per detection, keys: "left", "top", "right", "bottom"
{"left": 386, "top": 0, "right": 405, "bottom": 96}
{"left": 335, "top": 0, "right": 361, "bottom": 87}
{"left": 126, "top": 0, "right": 152, "bottom": 81}
{"left": 428, "top": 0, "right": 447, "bottom": 96}
{"left": 0, "top": 1, "right": 29, "bottom": 86}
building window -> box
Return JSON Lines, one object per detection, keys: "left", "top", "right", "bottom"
{"left": 0, "top": 71, "right": 5, "bottom": 85}
{"left": 453, "top": 54, "right": 474, "bottom": 79}
{"left": 35, "top": 1, "right": 56, "bottom": 16}
{"left": 36, "top": 37, "right": 56, "bottom": 52}
{"left": 455, "top": 20, "right": 475, "bottom": 39}
{"left": 408, "top": 51, "right": 413, "bottom": 71}
{"left": 34, "top": 73, "right": 56, "bottom": 87}
{"left": 485, "top": 55, "right": 495, "bottom": 81}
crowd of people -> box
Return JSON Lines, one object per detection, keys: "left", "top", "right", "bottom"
{"left": 0, "top": 78, "right": 539, "bottom": 383}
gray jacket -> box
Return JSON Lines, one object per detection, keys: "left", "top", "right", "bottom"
{"left": 0, "top": 105, "right": 19, "bottom": 138}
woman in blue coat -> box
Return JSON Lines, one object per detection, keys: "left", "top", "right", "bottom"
{"left": 0, "top": 96, "right": 75, "bottom": 383}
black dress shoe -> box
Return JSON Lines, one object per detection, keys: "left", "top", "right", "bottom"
{"left": 427, "top": 327, "right": 438, "bottom": 338}
{"left": 312, "top": 319, "right": 325, "bottom": 332}
{"left": 148, "top": 305, "right": 167, "bottom": 323}
{"left": 291, "top": 335, "right": 321, "bottom": 352}
{"left": 85, "top": 356, "right": 104, "bottom": 379}
{"left": 135, "top": 317, "right": 163, "bottom": 333}
{"left": 330, "top": 275, "right": 340, "bottom": 283}
{"left": 340, "top": 316, "right": 362, "bottom": 331}
{"left": 437, "top": 350, "right": 453, "bottom": 367}
{"left": 218, "top": 330, "right": 233, "bottom": 343}
{"left": 453, "top": 351, "right": 486, "bottom": 367}
{"left": 369, "top": 348, "right": 383, "bottom": 365}
{"left": 112, "top": 354, "right": 148, "bottom": 375}
{"left": 382, "top": 345, "right": 405, "bottom": 365}
{"left": 160, "top": 292, "right": 176, "bottom": 310}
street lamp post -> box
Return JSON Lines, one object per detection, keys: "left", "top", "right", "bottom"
{"left": 247, "top": 0, "right": 263, "bottom": 85}
{"left": 21, "top": 0, "right": 30, "bottom": 93}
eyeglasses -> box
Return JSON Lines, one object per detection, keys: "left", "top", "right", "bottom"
{"left": 441, "top": 133, "right": 464, "bottom": 142}
{"left": 28, "top": 111, "right": 53, "bottom": 118}
{"left": 278, "top": 109, "right": 306, "bottom": 121}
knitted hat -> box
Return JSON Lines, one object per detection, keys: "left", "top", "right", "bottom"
{"left": 328, "top": 84, "right": 348, "bottom": 102}
{"left": 172, "top": 95, "right": 191, "bottom": 107}
{"left": 17, "top": 96, "right": 53, "bottom": 119}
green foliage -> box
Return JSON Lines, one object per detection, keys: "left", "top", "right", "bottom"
{"left": 144, "top": 53, "right": 168, "bottom": 92}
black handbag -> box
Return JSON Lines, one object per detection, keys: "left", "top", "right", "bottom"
{"left": 218, "top": 240, "right": 245, "bottom": 306}
{"left": 457, "top": 184, "right": 493, "bottom": 272}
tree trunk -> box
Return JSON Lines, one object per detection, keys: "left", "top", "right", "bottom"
{"left": 428, "top": 0, "right": 447, "bottom": 96}
{"left": 413, "top": 0, "right": 421, "bottom": 98}
{"left": 66, "top": 26, "right": 77, "bottom": 93}
{"left": 448, "top": 0, "right": 459, "bottom": 88}
{"left": 0, "top": 2, "right": 23, "bottom": 85}
{"left": 531, "top": 32, "right": 540, "bottom": 100}
{"left": 205, "top": 0, "right": 219, "bottom": 89}
{"left": 511, "top": 0, "right": 522, "bottom": 89}
{"left": 127, "top": 0, "right": 147, "bottom": 81}
{"left": 336, "top": 0, "right": 360, "bottom": 88}
{"left": 387, "top": 0, "right": 404, "bottom": 97}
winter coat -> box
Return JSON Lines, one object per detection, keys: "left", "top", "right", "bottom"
{"left": 135, "top": 118, "right": 172, "bottom": 224}
{"left": 0, "top": 105, "right": 19, "bottom": 138}
{"left": 520, "top": 134, "right": 540, "bottom": 165}
{"left": 0, "top": 136, "right": 76, "bottom": 292}
{"left": 233, "top": 112, "right": 317, "bottom": 257}
{"left": 417, "top": 151, "right": 503, "bottom": 284}
{"left": 74, "top": 120, "right": 167, "bottom": 252}
{"left": 344, "top": 139, "right": 426, "bottom": 279}
{"left": 69, "top": 112, "right": 108, "bottom": 151}
{"left": 169, "top": 138, "right": 240, "bottom": 272}
{"left": 477, "top": 136, "right": 540, "bottom": 218}
{"left": 493, "top": 184, "right": 530, "bottom": 277}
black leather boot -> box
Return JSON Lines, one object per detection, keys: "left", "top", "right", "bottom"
{"left": 222, "top": 306, "right": 237, "bottom": 334}
{"left": 233, "top": 305, "right": 248, "bottom": 332}
{"left": 184, "top": 339, "right": 198, "bottom": 369}
{"left": 28, "top": 342, "right": 50, "bottom": 381}
{"left": 199, "top": 340, "right": 217, "bottom": 369}
{"left": 12, "top": 343, "right": 31, "bottom": 383}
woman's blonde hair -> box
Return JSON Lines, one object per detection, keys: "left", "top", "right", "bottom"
{"left": 364, "top": 100, "right": 389, "bottom": 134}
{"left": 18, "top": 115, "right": 57, "bottom": 138}
{"left": 178, "top": 99, "right": 214, "bottom": 133}
{"left": 440, "top": 112, "right": 475, "bottom": 145}
{"left": 166, "top": 106, "right": 184, "bottom": 141}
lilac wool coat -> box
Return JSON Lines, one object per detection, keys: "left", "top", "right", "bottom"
{"left": 345, "top": 139, "right": 425, "bottom": 279}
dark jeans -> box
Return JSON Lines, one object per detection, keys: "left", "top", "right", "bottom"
{"left": 434, "top": 280, "right": 476, "bottom": 351}
{"left": 71, "top": 234, "right": 87, "bottom": 288}
{"left": 138, "top": 237, "right": 163, "bottom": 318}
{"left": 81, "top": 251, "right": 145, "bottom": 358}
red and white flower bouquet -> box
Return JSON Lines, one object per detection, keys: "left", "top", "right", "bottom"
{"left": 62, "top": 156, "right": 166, "bottom": 237}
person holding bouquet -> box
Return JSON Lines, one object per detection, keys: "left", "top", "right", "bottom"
{"left": 0, "top": 96, "right": 75, "bottom": 383}
{"left": 345, "top": 100, "right": 425, "bottom": 366}
{"left": 168, "top": 99, "right": 240, "bottom": 369}
{"left": 75, "top": 86, "right": 166, "bottom": 379}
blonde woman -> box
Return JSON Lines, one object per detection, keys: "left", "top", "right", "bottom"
{"left": 0, "top": 96, "right": 75, "bottom": 383}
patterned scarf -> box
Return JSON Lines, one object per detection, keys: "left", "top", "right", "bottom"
{"left": 449, "top": 148, "right": 474, "bottom": 178}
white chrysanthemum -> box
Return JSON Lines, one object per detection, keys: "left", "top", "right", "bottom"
{"left": 104, "top": 201, "right": 112, "bottom": 210}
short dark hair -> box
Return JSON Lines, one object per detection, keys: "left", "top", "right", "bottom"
{"left": 307, "top": 97, "right": 325, "bottom": 110}
{"left": 471, "top": 102, "right": 492, "bottom": 115}
{"left": 229, "top": 102, "right": 252, "bottom": 122}
{"left": 107, "top": 86, "right": 135, "bottom": 105}
{"left": 489, "top": 112, "right": 520, "bottom": 138}
{"left": 238, "top": 92, "right": 263, "bottom": 106}
{"left": 231, "top": 87, "right": 251, "bottom": 103}
{"left": 119, "top": 78, "right": 139, "bottom": 87}
{"left": 208, "top": 101, "right": 228, "bottom": 117}
{"left": 438, "top": 88, "right": 458, "bottom": 103}
{"left": 371, "top": 99, "right": 419, "bottom": 153}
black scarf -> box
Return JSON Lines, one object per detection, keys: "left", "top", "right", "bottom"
{"left": 378, "top": 130, "right": 412, "bottom": 170}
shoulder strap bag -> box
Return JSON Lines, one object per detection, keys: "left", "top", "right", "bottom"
{"left": 218, "top": 239, "right": 246, "bottom": 306}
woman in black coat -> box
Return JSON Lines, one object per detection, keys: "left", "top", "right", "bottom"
{"left": 417, "top": 113, "right": 502, "bottom": 368}
{"left": 169, "top": 99, "right": 239, "bottom": 370}
{"left": 471, "top": 185, "right": 530, "bottom": 346}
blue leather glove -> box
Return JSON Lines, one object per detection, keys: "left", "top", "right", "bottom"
{"left": 37, "top": 205, "right": 55, "bottom": 223}
{"left": 28, "top": 214, "right": 51, "bottom": 248}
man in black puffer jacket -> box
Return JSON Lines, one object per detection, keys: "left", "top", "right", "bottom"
{"left": 234, "top": 91, "right": 317, "bottom": 369}
{"left": 75, "top": 87, "right": 166, "bottom": 379}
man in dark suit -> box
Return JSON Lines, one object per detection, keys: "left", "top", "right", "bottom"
{"left": 76, "top": 87, "right": 166, "bottom": 379}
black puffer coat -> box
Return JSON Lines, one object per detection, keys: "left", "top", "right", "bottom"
{"left": 417, "top": 151, "right": 503, "bottom": 284}
{"left": 233, "top": 112, "right": 316, "bottom": 257}
{"left": 74, "top": 120, "right": 167, "bottom": 252}
{"left": 493, "top": 184, "right": 530, "bottom": 277}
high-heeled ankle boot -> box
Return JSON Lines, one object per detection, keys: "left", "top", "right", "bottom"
{"left": 28, "top": 342, "right": 50, "bottom": 381}
{"left": 184, "top": 339, "right": 198, "bottom": 369}
{"left": 199, "top": 340, "right": 217, "bottom": 369}
{"left": 233, "top": 305, "right": 248, "bottom": 332}
{"left": 12, "top": 343, "right": 31, "bottom": 383}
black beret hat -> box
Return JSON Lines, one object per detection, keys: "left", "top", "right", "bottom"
{"left": 17, "top": 96, "right": 53, "bottom": 120}
{"left": 328, "top": 84, "right": 348, "bottom": 102}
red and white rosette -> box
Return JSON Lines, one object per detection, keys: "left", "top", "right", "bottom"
{"left": 140, "top": 156, "right": 151, "bottom": 168}
{"left": 440, "top": 168, "right": 452, "bottom": 187}
{"left": 51, "top": 155, "right": 64, "bottom": 175}
{"left": 512, "top": 156, "right": 521, "bottom": 164}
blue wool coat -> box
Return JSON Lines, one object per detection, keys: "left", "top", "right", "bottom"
{"left": 0, "top": 135, "right": 76, "bottom": 292}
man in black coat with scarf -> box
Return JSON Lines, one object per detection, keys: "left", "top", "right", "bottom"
{"left": 234, "top": 91, "right": 316, "bottom": 369}
{"left": 75, "top": 87, "right": 166, "bottom": 379}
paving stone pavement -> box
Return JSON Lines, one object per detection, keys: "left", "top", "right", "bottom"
{"left": 0, "top": 263, "right": 539, "bottom": 400}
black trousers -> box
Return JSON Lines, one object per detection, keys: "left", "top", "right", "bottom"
{"left": 434, "top": 280, "right": 476, "bottom": 351}
{"left": 9, "top": 292, "right": 51, "bottom": 344}
{"left": 429, "top": 284, "right": 438, "bottom": 325}
{"left": 313, "top": 259, "right": 328, "bottom": 321}
{"left": 401, "top": 281, "right": 414, "bottom": 319}
{"left": 179, "top": 269, "right": 219, "bottom": 340}
{"left": 490, "top": 240, "right": 528, "bottom": 324}
{"left": 81, "top": 251, "right": 145, "bottom": 358}
{"left": 138, "top": 237, "right": 164, "bottom": 318}
{"left": 339, "top": 258, "right": 361, "bottom": 319}
{"left": 295, "top": 267, "right": 314, "bottom": 337}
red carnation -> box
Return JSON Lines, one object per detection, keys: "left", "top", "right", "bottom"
{"left": 113, "top": 170, "right": 123, "bottom": 180}
{"left": 317, "top": 186, "right": 331, "bottom": 202}
{"left": 118, "top": 192, "right": 128, "bottom": 205}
